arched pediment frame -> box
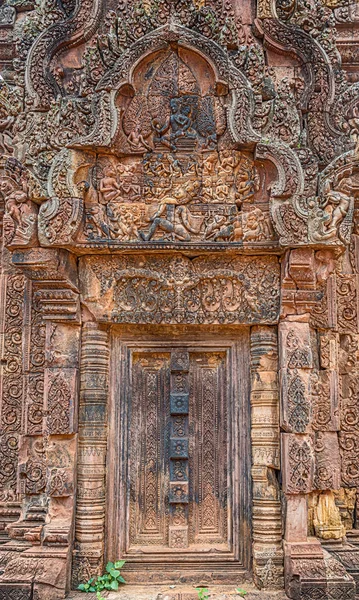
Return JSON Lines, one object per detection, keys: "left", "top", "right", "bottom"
{"left": 72, "top": 22, "right": 260, "bottom": 150}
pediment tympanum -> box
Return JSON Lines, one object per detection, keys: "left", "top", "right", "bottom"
{"left": 1, "top": 3, "right": 358, "bottom": 252}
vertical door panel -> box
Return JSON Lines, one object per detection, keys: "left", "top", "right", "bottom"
{"left": 189, "top": 352, "right": 228, "bottom": 549}
{"left": 123, "top": 345, "right": 237, "bottom": 560}
{"left": 129, "top": 352, "right": 170, "bottom": 549}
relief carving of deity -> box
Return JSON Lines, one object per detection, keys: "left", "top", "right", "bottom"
{"left": 69, "top": 48, "right": 273, "bottom": 247}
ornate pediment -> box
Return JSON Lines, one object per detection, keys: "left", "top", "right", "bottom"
{"left": 0, "top": 0, "right": 357, "bottom": 252}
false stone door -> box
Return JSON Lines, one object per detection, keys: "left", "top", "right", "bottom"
{"left": 109, "top": 336, "right": 250, "bottom": 581}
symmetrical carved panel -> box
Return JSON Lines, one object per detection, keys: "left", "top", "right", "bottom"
{"left": 107, "top": 336, "right": 250, "bottom": 581}
{"left": 80, "top": 253, "right": 280, "bottom": 325}
{"left": 1, "top": 0, "right": 359, "bottom": 596}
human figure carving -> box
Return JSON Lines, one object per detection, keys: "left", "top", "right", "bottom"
{"left": 0, "top": 109, "right": 14, "bottom": 155}
{"left": 152, "top": 98, "right": 197, "bottom": 152}
{"left": 320, "top": 178, "right": 351, "bottom": 235}
{"left": 211, "top": 210, "right": 243, "bottom": 242}
{"left": 348, "top": 106, "right": 359, "bottom": 156}
{"left": 169, "top": 99, "right": 196, "bottom": 141}
{"left": 243, "top": 207, "right": 272, "bottom": 241}
{"left": 127, "top": 123, "right": 153, "bottom": 152}
{"left": 99, "top": 165, "right": 121, "bottom": 203}
{"left": 203, "top": 153, "right": 217, "bottom": 176}
{"left": 139, "top": 180, "right": 199, "bottom": 242}
{"left": 86, "top": 204, "right": 110, "bottom": 237}
{"left": 0, "top": 175, "right": 37, "bottom": 246}
{"left": 218, "top": 150, "right": 239, "bottom": 177}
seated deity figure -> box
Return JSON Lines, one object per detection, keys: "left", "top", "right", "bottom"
{"left": 152, "top": 118, "right": 173, "bottom": 150}
{"left": 218, "top": 150, "right": 239, "bottom": 177}
{"left": 127, "top": 123, "right": 153, "bottom": 153}
{"left": 170, "top": 100, "right": 197, "bottom": 141}
{"left": 151, "top": 97, "right": 198, "bottom": 151}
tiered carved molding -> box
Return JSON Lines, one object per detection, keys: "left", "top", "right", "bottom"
{"left": 0, "top": 0, "right": 358, "bottom": 598}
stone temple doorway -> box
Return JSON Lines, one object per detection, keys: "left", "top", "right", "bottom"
{"left": 106, "top": 331, "right": 251, "bottom": 583}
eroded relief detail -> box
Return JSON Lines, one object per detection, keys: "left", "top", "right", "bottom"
{"left": 0, "top": 0, "right": 359, "bottom": 597}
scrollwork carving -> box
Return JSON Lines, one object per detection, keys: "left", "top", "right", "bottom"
{"left": 81, "top": 253, "right": 280, "bottom": 324}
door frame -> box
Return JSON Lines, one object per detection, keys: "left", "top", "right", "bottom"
{"left": 106, "top": 326, "right": 251, "bottom": 582}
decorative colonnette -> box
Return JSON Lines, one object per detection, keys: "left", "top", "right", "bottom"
{"left": 72, "top": 323, "right": 109, "bottom": 587}
{"left": 250, "top": 326, "right": 283, "bottom": 589}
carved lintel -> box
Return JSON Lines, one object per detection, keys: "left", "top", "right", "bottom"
{"left": 80, "top": 254, "right": 280, "bottom": 325}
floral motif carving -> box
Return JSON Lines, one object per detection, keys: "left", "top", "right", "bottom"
{"left": 46, "top": 372, "right": 72, "bottom": 435}
{"left": 0, "top": 273, "right": 25, "bottom": 502}
{"left": 283, "top": 435, "right": 314, "bottom": 494}
{"left": 81, "top": 254, "right": 280, "bottom": 324}
{"left": 287, "top": 369, "right": 310, "bottom": 433}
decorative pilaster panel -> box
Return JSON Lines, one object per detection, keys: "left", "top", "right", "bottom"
{"left": 0, "top": 264, "right": 25, "bottom": 538}
{"left": 18, "top": 283, "right": 47, "bottom": 502}
{"left": 0, "top": 270, "right": 25, "bottom": 501}
{"left": 0, "top": 248, "right": 81, "bottom": 600}
{"left": 250, "top": 326, "right": 283, "bottom": 589}
{"left": 72, "top": 323, "right": 109, "bottom": 587}
{"left": 282, "top": 434, "right": 315, "bottom": 495}
{"left": 25, "top": 289, "right": 45, "bottom": 436}
{"left": 338, "top": 333, "right": 359, "bottom": 488}
{"left": 279, "top": 322, "right": 313, "bottom": 434}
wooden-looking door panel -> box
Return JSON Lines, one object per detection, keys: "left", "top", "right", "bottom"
{"left": 108, "top": 336, "right": 250, "bottom": 579}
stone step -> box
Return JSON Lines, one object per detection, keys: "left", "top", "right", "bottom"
{"left": 68, "top": 585, "right": 288, "bottom": 600}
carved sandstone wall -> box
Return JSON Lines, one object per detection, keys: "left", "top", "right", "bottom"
{"left": 0, "top": 0, "right": 358, "bottom": 598}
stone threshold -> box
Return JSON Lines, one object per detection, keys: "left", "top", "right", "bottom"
{"left": 68, "top": 585, "right": 289, "bottom": 599}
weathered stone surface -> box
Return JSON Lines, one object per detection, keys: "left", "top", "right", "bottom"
{"left": 0, "top": 0, "right": 359, "bottom": 597}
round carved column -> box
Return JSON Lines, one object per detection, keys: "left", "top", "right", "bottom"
{"left": 73, "top": 323, "right": 109, "bottom": 587}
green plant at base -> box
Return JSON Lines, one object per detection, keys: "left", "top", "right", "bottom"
{"left": 196, "top": 588, "right": 210, "bottom": 600}
{"left": 77, "top": 560, "right": 126, "bottom": 593}
{"left": 236, "top": 588, "right": 247, "bottom": 597}
{"left": 97, "top": 593, "right": 106, "bottom": 600}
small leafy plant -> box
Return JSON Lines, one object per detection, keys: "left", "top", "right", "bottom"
{"left": 196, "top": 588, "right": 210, "bottom": 600}
{"left": 236, "top": 588, "right": 247, "bottom": 598}
{"left": 78, "top": 560, "right": 126, "bottom": 594}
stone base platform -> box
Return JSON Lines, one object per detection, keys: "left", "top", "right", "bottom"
{"left": 68, "top": 585, "right": 289, "bottom": 600}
